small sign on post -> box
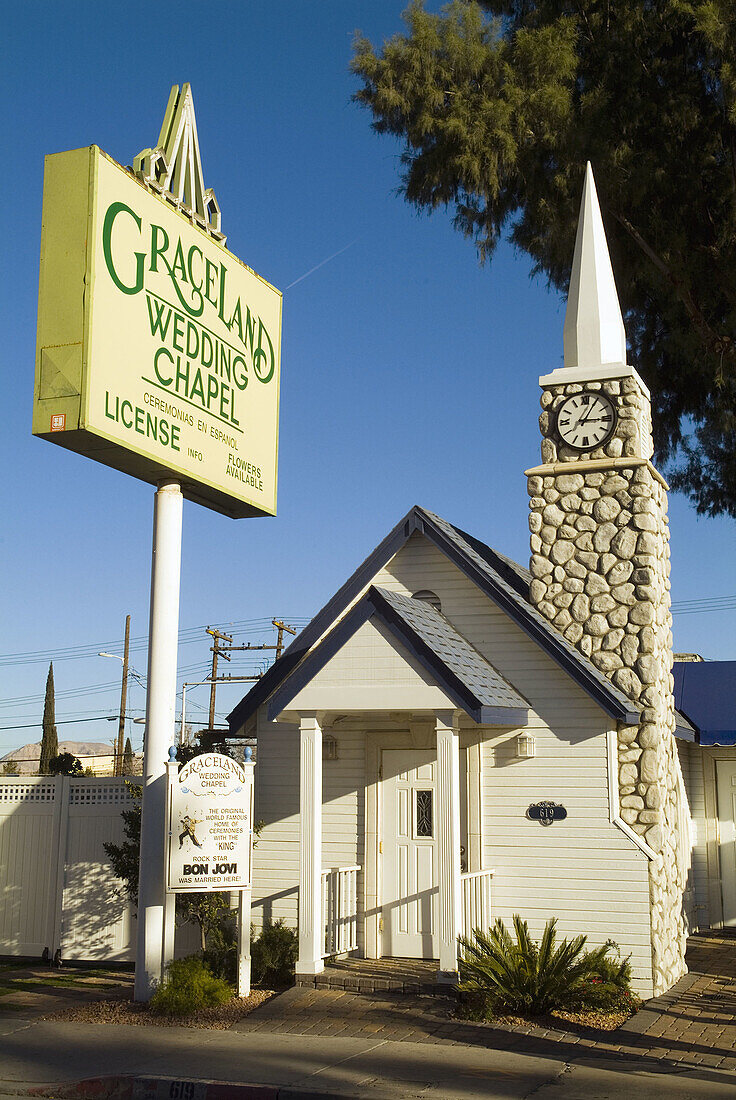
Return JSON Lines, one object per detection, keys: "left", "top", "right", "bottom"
{"left": 168, "top": 751, "right": 254, "bottom": 891}
{"left": 167, "top": 749, "right": 255, "bottom": 996}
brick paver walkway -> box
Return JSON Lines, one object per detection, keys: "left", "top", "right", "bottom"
{"left": 233, "top": 930, "right": 736, "bottom": 1073}
{"left": 618, "top": 930, "right": 736, "bottom": 1067}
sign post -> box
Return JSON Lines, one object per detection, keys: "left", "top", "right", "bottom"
{"left": 135, "top": 479, "right": 183, "bottom": 1000}
{"left": 162, "top": 747, "right": 180, "bottom": 975}
{"left": 34, "top": 85, "right": 282, "bottom": 1000}
{"left": 237, "top": 881, "right": 253, "bottom": 998}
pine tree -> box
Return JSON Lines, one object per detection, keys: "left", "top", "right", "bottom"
{"left": 122, "top": 737, "right": 134, "bottom": 776}
{"left": 39, "top": 662, "right": 58, "bottom": 774}
{"left": 352, "top": 0, "right": 736, "bottom": 516}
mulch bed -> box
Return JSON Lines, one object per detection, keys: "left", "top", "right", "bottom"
{"left": 457, "top": 1003, "right": 638, "bottom": 1033}
{"left": 43, "top": 989, "right": 276, "bottom": 1029}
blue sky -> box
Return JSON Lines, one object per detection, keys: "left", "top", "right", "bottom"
{"left": 1, "top": 1, "right": 733, "bottom": 761}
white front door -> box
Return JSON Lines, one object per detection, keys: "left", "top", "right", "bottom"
{"left": 381, "top": 748, "right": 437, "bottom": 958}
{"left": 717, "top": 760, "right": 736, "bottom": 926}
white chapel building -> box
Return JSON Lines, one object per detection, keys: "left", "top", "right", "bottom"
{"left": 228, "top": 165, "right": 735, "bottom": 1000}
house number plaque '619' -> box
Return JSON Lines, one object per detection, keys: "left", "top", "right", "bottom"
{"left": 527, "top": 801, "right": 567, "bottom": 826}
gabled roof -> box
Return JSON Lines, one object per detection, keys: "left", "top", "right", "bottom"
{"left": 227, "top": 505, "right": 642, "bottom": 732}
{"left": 674, "top": 661, "right": 736, "bottom": 746}
{"left": 267, "top": 586, "right": 530, "bottom": 726}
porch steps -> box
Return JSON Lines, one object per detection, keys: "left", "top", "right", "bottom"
{"left": 297, "top": 957, "right": 456, "bottom": 997}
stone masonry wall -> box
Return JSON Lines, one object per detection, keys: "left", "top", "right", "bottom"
{"left": 527, "top": 376, "right": 687, "bottom": 994}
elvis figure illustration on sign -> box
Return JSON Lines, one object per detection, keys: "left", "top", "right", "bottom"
{"left": 179, "top": 814, "right": 203, "bottom": 848}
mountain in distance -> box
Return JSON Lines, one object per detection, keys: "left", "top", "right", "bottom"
{"left": 0, "top": 741, "right": 115, "bottom": 775}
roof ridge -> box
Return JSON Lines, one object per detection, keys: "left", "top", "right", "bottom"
{"left": 228, "top": 503, "right": 641, "bottom": 731}
{"left": 267, "top": 583, "right": 530, "bottom": 726}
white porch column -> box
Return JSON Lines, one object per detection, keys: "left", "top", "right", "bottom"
{"left": 435, "top": 711, "right": 462, "bottom": 982}
{"left": 466, "top": 738, "right": 485, "bottom": 873}
{"left": 296, "top": 713, "right": 324, "bottom": 976}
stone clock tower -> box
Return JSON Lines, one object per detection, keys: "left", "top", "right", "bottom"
{"left": 526, "top": 164, "right": 686, "bottom": 993}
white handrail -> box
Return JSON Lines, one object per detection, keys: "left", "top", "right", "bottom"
{"left": 460, "top": 868, "right": 494, "bottom": 939}
{"left": 321, "top": 864, "right": 361, "bottom": 958}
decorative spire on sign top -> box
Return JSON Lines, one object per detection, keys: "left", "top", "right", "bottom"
{"left": 562, "top": 162, "right": 627, "bottom": 373}
{"left": 134, "top": 84, "right": 224, "bottom": 242}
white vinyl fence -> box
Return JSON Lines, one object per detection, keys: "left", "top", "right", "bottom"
{"left": 0, "top": 777, "right": 198, "bottom": 962}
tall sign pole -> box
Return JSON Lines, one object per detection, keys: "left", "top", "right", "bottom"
{"left": 135, "top": 479, "right": 183, "bottom": 999}
{"left": 34, "top": 84, "right": 282, "bottom": 1001}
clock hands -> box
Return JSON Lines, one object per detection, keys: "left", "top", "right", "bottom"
{"left": 572, "top": 400, "right": 605, "bottom": 430}
{"left": 557, "top": 391, "right": 616, "bottom": 450}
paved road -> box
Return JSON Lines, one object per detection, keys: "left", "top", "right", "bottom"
{"left": 0, "top": 1015, "right": 734, "bottom": 1100}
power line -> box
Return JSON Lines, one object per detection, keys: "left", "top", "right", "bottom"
{"left": 671, "top": 595, "right": 736, "bottom": 615}
{"left": 0, "top": 715, "right": 118, "bottom": 731}
{"left": 0, "top": 620, "right": 305, "bottom": 707}
{"left": 0, "top": 616, "right": 310, "bottom": 667}
{"left": 0, "top": 660, "right": 211, "bottom": 710}
{"left": 671, "top": 598, "right": 736, "bottom": 606}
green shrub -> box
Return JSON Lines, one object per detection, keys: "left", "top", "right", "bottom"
{"left": 202, "top": 922, "right": 237, "bottom": 985}
{"left": 458, "top": 915, "right": 633, "bottom": 1017}
{"left": 150, "top": 955, "right": 233, "bottom": 1016}
{"left": 250, "top": 919, "right": 298, "bottom": 986}
{"left": 565, "top": 950, "right": 637, "bottom": 1012}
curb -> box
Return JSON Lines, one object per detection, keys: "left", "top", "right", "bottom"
{"left": 16, "top": 1077, "right": 357, "bottom": 1100}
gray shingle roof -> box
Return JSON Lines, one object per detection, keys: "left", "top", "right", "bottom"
{"left": 265, "top": 583, "right": 530, "bottom": 726}
{"left": 415, "top": 508, "right": 641, "bottom": 724}
{"left": 228, "top": 504, "right": 643, "bottom": 732}
{"left": 373, "top": 586, "right": 529, "bottom": 716}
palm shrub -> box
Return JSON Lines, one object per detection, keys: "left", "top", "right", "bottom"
{"left": 458, "top": 915, "right": 632, "bottom": 1017}
{"left": 150, "top": 955, "right": 233, "bottom": 1016}
{"left": 565, "top": 952, "right": 635, "bottom": 1013}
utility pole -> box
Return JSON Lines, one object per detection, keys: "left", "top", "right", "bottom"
{"left": 116, "top": 614, "right": 131, "bottom": 776}
{"left": 198, "top": 621, "right": 297, "bottom": 738}
{"left": 218, "top": 619, "right": 297, "bottom": 666}
{"left": 273, "top": 619, "right": 297, "bottom": 658}
{"left": 206, "top": 627, "right": 232, "bottom": 730}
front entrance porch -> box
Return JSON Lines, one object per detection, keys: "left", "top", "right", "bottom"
{"left": 295, "top": 711, "right": 496, "bottom": 985}
{"left": 317, "top": 860, "right": 494, "bottom": 983}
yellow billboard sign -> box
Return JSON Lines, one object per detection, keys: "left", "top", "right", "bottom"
{"left": 33, "top": 146, "right": 281, "bottom": 518}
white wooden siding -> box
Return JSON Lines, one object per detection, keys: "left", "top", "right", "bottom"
{"left": 252, "top": 718, "right": 300, "bottom": 929}
{"left": 286, "top": 619, "right": 454, "bottom": 712}
{"left": 377, "top": 535, "right": 654, "bottom": 994}
{"left": 680, "top": 741, "right": 710, "bottom": 929}
{"left": 322, "top": 727, "right": 366, "bottom": 951}
{"left": 677, "top": 741, "right": 698, "bottom": 931}
{"left": 251, "top": 532, "right": 655, "bottom": 994}
{"left": 252, "top": 715, "right": 367, "bottom": 951}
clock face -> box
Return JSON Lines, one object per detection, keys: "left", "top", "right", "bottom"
{"left": 555, "top": 391, "right": 617, "bottom": 451}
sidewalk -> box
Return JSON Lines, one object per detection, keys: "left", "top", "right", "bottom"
{"left": 0, "top": 930, "right": 734, "bottom": 1098}
{"left": 1, "top": 1013, "right": 735, "bottom": 1100}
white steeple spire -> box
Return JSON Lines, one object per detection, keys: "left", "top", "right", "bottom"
{"left": 562, "top": 162, "right": 627, "bottom": 371}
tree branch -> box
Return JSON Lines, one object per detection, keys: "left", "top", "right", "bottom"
{"left": 610, "top": 208, "right": 735, "bottom": 363}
